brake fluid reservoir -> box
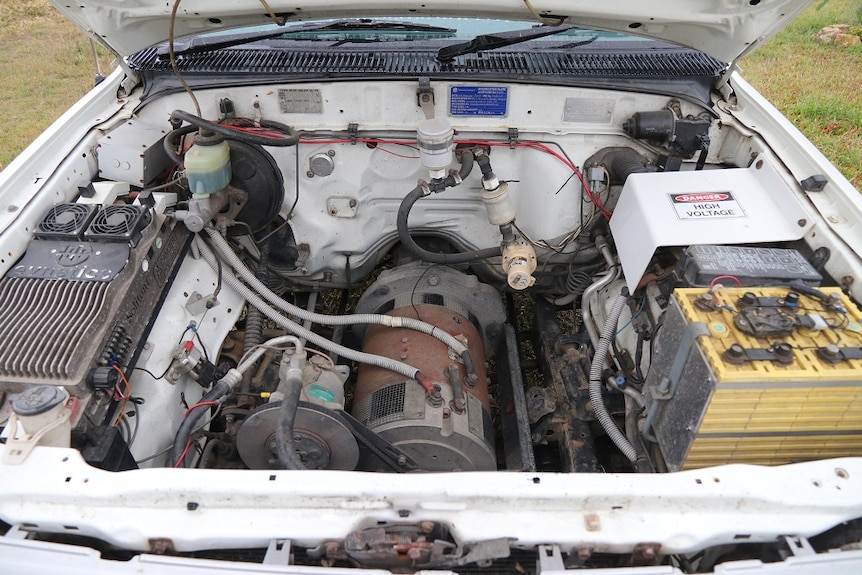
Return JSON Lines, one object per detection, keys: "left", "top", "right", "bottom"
{"left": 184, "top": 131, "right": 231, "bottom": 198}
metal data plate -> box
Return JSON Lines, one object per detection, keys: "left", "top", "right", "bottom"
{"left": 609, "top": 156, "right": 814, "bottom": 292}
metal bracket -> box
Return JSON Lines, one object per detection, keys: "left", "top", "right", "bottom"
{"left": 642, "top": 321, "right": 708, "bottom": 442}
{"left": 784, "top": 536, "right": 816, "bottom": 557}
{"left": 723, "top": 342, "right": 795, "bottom": 365}
{"left": 537, "top": 544, "right": 566, "bottom": 573}
{"left": 417, "top": 77, "right": 435, "bottom": 119}
{"left": 817, "top": 345, "right": 862, "bottom": 364}
{"left": 347, "top": 123, "right": 359, "bottom": 145}
{"left": 185, "top": 291, "right": 219, "bottom": 315}
{"left": 263, "top": 539, "right": 292, "bottom": 565}
{"left": 508, "top": 127, "right": 519, "bottom": 149}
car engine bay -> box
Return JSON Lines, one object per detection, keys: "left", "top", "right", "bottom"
{"left": 1, "top": 74, "right": 861, "bottom": 570}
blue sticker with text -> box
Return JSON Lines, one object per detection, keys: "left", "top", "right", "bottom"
{"left": 449, "top": 86, "right": 508, "bottom": 117}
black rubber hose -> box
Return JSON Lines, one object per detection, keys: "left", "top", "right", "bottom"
{"left": 603, "top": 149, "right": 650, "bottom": 184}
{"left": 170, "top": 380, "right": 230, "bottom": 467}
{"left": 275, "top": 377, "right": 307, "bottom": 470}
{"left": 397, "top": 185, "right": 502, "bottom": 264}
{"left": 170, "top": 110, "right": 300, "bottom": 147}
{"left": 475, "top": 151, "right": 494, "bottom": 180}
{"left": 163, "top": 124, "right": 197, "bottom": 165}
{"left": 458, "top": 150, "right": 475, "bottom": 180}
{"left": 396, "top": 151, "right": 501, "bottom": 264}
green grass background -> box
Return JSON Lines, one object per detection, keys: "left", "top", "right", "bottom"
{"left": 0, "top": 0, "right": 859, "bottom": 189}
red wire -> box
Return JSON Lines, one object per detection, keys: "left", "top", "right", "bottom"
{"left": 709, "top": 275, "right": 742, "bottom": 290}
{"left": 184, "top": 401, "right": 217, "bottom": 417}
{"left": 174, "top": 438, "right": 192, "bottom": 468}
{"left": 297, "top": 135, "right": 612, "bottom": 219}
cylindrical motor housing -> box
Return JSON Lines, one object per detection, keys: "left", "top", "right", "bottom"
{"left": 352, "top": 304, "right": 496, "bottom": 472}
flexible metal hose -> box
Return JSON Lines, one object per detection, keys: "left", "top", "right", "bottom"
{"left": 581, "top": 235, "right": 619, "bottom": 349}
{"left": 194, "top": 237, "right": 421, "bottom": 380}
{"left": 203, "top": 228, "right": 470, "bottom": 358}
{"left": 589, "top": 292, "right": 637, "bottom": 463}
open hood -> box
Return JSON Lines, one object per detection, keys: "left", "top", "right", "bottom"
{"left": 53, "top": 0, "right": 812, "bottom": 64}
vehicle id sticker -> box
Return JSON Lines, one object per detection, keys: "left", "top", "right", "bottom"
{"left": 278, "top": 89, "right": 323, "bottom": 114}
{"left": 449, "top": 86, "right": 508, "bottom": 117}
{"left": 669, "top": 192, "right": 747, "bottom": 220}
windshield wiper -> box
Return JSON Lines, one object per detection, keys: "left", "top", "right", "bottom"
{"left": 158, "top": 19, "right": 456, "bottom": 58}
{"left": 437, "top": 24, "right": 573, "bottom": 62}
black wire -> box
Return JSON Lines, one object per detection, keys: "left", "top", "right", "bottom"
{"left": 213, "top": 255, "right": 223, "bottom": 300}
{"left": 553, "top": 171, "right": 577, "bottom": 195}
{"left": 409, "top": 265, "right": 440, "bottom": 321}
{"left": 131, "top": 365, "right": 170, "bottom": 380}
{"left": 192, "top": 308, "right": 211, "bottom": 364}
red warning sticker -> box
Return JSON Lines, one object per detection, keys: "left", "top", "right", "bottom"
{"left": 669, "top": 191, "right": 746, "bottom": 220}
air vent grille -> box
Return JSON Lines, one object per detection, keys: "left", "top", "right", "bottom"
{"left": 129, "top": 47, "right": 726, "bottom": 79}
{"left": 35, "top": 203, "right": 97, "bottom": 240}
{"left": 85, "top": 205, "right": 148, "bottom": 242}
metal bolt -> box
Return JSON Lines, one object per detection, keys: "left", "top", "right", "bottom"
{"left": 306, "top": 170, "right": 315, "bottom": 178}
{"left": 727, "top": 344, "right": 744, "bottom": 358}
{"left": 798, "top": 218, "right": 807, "bottom": 227}
{"left": 327, "top": 149, "right": 336, "bottom": 157}
{"left": 397, "top": 455, "right": 408, "bottom": 467}
{"left": 428, "top": 275, "right": 439, "bottom": 286}
{"left": 348, "top": 198, "right": 357, "bottom": 208}
{"left": 828, "top": 215, "right": 839, "bottom": 223}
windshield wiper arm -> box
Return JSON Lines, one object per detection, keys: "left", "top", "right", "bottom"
{"left": 158, "top": 19, "right": 456, "bottom": 58}
{"left": 437, "top": 24, "right": 573, "bottom": 62}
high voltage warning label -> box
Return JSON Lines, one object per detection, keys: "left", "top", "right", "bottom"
{"left": 669, "top": 192, "right": 746, "bottom": 220}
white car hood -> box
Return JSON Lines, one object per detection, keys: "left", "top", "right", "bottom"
{"left": 53, "top": 0, "right": 813, "bottom": 64}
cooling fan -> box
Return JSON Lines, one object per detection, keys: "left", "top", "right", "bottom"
{"left": 34, "top": 203, "right": 97, "bottom": 239}
{"left": 84, "top": 205, "right": 149, "bottom": 242}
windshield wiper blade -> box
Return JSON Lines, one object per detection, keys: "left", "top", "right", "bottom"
{"left": 437, "top": 24, "right": 573, "bottom": 62}
{"left": 158, "top": 19, "right": 456, "bottom": 58}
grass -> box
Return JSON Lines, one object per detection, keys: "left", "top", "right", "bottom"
{"left": 0, "top": 0, "right": 859, "bottom": 189}
{"left": 741, "top": 0, "right": 862, "bottom": 189}
{"left": 0, "top": 0, "right": 114, "bottom": 170}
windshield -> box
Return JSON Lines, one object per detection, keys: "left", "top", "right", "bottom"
{"left": 164, "top": 17, "right": 656, "bottom": 55}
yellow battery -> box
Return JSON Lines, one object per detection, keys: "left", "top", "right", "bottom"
{"left": 643, "top": 286, "right": 862, "bottom": 471}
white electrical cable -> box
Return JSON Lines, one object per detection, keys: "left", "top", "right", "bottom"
{"left": 204, "top": 227, "right": 469, "bottom": 357}
{"left": 194, "top": 236, "right": 421, "bottom": 380}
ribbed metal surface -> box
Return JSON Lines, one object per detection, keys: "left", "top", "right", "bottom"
{"left": 129, "top": 47, "right": 725, "bottom": 78}
{"left": 0, "top": 277, "right": 108, "bottom": 379}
